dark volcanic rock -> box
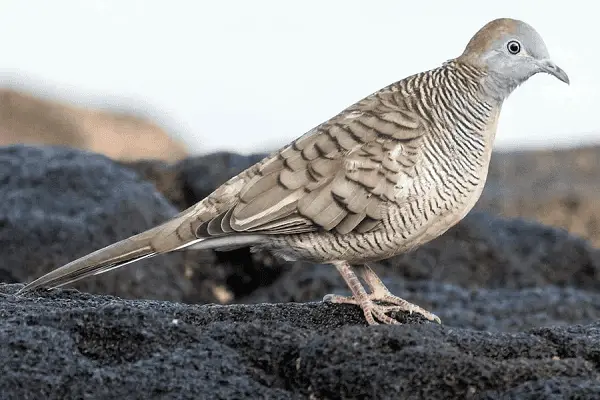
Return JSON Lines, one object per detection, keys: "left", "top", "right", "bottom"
{"left": 117, "top": 159, "right": 191, "bottom": 210}
{"left": 244, "top": 264, "right": 600, "bottom": 332}
{"left": 0, "top": 145, "right": 192, "bottom": 301}
{"left": 2, "top": 283, "right": 600, "bottom": 399}
{"left": 123, "top": 151, "right": 267, "bottom": 210}
{"left": 176, "top": 151, "right": 267, "bottom": 202}
{"left": 3, "top": 144, "right": 600, "bottom": 398}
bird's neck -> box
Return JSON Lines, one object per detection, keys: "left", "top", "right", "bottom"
{"left": 393, "top": 60, "right": 503, "bottom": 157}
{"left": 429, "top": 60, "right": 503, "bottom": 135}
{"left": 479, "top": 71, "right": 521, "bottom": 103}
{"left": 448, "top": 58, "right": 519, "bottom": 104}
{"left": 415, "top": 61, "right": 503, "bottom": 207}
{"left": 414, "top": 60, "right": 502, "bottom": 170}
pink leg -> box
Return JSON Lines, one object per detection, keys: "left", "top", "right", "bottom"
{"left": 325, "top": 261, "right": 399, "bottom": 325}
{"left": 360, "top": 263, "right": 440, "bottom": 323}
{"left": 324, "top": 262, "right": 441, "bottom": 325}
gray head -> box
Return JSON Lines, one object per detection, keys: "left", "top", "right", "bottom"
{"left": 457, "top": 18, "right": 569, "bottom": 100}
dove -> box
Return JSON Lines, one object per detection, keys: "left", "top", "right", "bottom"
{"left": 18, "top": 18, "right": 569, "bottom": 325}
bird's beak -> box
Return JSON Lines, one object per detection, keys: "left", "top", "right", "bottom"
{"left": 538, "top": 59, "right": 570, "bottom": 84}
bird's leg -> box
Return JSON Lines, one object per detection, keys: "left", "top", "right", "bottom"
{"left": 325, "top": 261, "right": 399, "bottom": 325}
{"left": 324, "top": 262, "right": 441, "bottom": 325}
{"left": 359, "top": 263, "right": 441, "bottom": 324}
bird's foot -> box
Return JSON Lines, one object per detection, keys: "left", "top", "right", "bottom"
{"left": 379, "top": 293, "right": 441, "bottom": 324}
{"left": 325, "top": 261, "right": 441, "bottom": 325}
{"left": 324, "top": 293, "right": 440, "bottom": 325}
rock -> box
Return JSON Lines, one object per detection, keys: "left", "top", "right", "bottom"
{"left": 191, "top": 210, "right": 600, "bottom": 314}
{"left": 176, "top": 151, "right": 268, "bottom": 201}
{"left": 244, "top": 264, "right": 600, "bottom": 332}
{"left": 3, "top": 144, "right": 600, "bottom": 398}
{"left": 123, "top": 150, "right": 600, "bottom": 302}
{"left": 2, "top": 283, "right": 600, "bottom": 399}
{"left": 5, "top": 144, "right": 598, "bottom": 305}
{"left": 0, "top": 88, "right": 189, "bottom": 162}
{"left": 120, "top": 151, "right": 268, "bottom": 211}
{"left": 122, "top": 151, "right": 267, "bottom": 209}
{"left": 0, "top": 145, "right": 192, "bottom": 301}
{"left": 117, "top": 159, "right": 191, "bottom": 210}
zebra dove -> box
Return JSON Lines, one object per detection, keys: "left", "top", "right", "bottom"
{"left": 18, "top": 18, "right": 569, "bottom": 325}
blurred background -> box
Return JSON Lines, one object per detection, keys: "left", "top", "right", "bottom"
{"left": 0, "top": 0, "right": 595, "bottom": 162}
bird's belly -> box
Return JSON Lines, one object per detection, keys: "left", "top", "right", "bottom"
{"left": 399, "top": 176, "right": 488, "bottom": 249}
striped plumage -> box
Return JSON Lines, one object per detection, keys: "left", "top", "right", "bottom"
{"left": 18, "top": 18, "right": 569, "bottom": 325}
{"left": 259, "top": 60, "right": 496, "bottom": 264}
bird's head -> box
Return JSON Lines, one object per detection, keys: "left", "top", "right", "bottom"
{"left": 457, "top": 18, "right": 569, "bottom": 100}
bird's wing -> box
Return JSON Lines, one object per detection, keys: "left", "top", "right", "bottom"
{"left": 197, "top": 89, "right": 428, "bottom": 237}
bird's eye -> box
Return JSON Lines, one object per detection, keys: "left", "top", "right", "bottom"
{"left": 507, "top": 40, "right": 521, "bottom": 55}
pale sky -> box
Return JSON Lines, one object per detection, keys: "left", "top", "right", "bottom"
{"left": 0, "top": 0, "right": 596, "bottom": 154}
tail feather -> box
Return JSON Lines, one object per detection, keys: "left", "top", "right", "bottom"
{"left": 17, "top": 235, "right": 158, "bottom": 294}
{"left": 16, "top": 208, "right": 203, "bottom": 294}
{"left": 16, "top": 212, "right": 268, "bottom": 295}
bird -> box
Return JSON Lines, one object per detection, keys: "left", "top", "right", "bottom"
{"left": 17, "top": 18, "right": 569, "bottom": 325}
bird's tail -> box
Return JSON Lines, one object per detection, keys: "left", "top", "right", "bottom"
{"left": 16, "top": 214, "right": 198, "bottom": 295}
{"left": 17, "top": 211, "right": 268, "bottom": 295}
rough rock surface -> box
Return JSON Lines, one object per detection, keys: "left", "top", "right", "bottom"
{"left": 0, "top": 145, "right": 192, "bottom": 301}
{"left": 2, "top": 144, "right": 600, "bottom": 399}
{"left": 122, "top": 151, "right": 268, "bottom": 210}
{"left": 3, "top": 283, "right": 600, "bottom": 399}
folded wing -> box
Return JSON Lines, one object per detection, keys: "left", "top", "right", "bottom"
{"left": 197, "top": 90, "right": 428, "bottom": 237}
